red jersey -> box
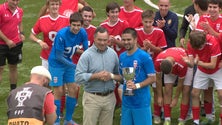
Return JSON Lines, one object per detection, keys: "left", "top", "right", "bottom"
{"left": 197, "top": 14, "right": 222, "bottom": 33}
{"left": 31, "top": 15, "right": 69, "bottom": 60}
{"left": 0, "top": 3, "right": 23, "bottom": 45}
{"left": 119, "top": 6, "right": 143, "bottom": 28}
{"left": 136, "top": 27, "right": 167, "bottom": 60}
{"left": 100, "top": 18, "right": 129, "bottom": 56}
{"left": 187, "top": 35, "right": 221, "bottom": 74}
{"left": 59, "top": 0, "right": 78, "bottom": 17}
{"left": 72, "top": 24, "right": 96, "bottom": 64}
{"left": 155, "top": 47, "right": 188, "bottom": 78}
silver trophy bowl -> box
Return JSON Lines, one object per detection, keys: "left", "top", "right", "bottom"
{"left": 122, "top": 67, "right": 135, "bottom": 96}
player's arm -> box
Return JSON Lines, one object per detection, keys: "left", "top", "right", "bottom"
{"left": 44, "top": 93, "right": 57, "bottom": 125}
{"left": 19, "top": 23, "right": 25, "bottom": 41}
{"left": 197, "top": 56, "right": 218, "bottom": 69}
{"left": 171, "top": 77, "right": 184, "bottom": 107}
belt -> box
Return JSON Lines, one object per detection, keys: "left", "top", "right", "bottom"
{"left": 89, "top": 90, "right": 113, "bottom": 96}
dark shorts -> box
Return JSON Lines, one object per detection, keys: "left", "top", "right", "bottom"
{"left": 0, "top": 42, "right": 23, "bottom": 66}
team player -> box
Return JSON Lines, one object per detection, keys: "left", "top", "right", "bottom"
{"left": 135, "top": 10, "right": 167, "bottom": 124}
{"left": 38, "top": 0, "right": 92, "bottom": 17}
{"left": 48, "top": 12, "right": 88, "bottom": 125}
{"left": 72, "top": 6, "right": 96, "bottom": 65}
{"left": 0, "top": 0, "right": 24, "bottom": 90}
{"left": 187, "top": 30, "right": 222, "bottom": 125}
{"left": 155, "top": 47, "right": 193, "bottom": 125}
{"left": 154, "top": 0, "right": 178, "bottom": 49}
{"left": 29, "top": 0, "right": 69, "bottom": 69}
{"left": 136, "top": 9, "right": 167, "bottom": 61}
{"left": 119, "top": 0, "right": 143, "bottom": 28}
{"left": 120, "top": 27, "right": 156, "bottom": 125}
{"left": 100, "top": 2, "right": 129, "bottom": 57}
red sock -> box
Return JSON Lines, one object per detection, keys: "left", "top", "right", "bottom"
{"left": 192, "top": 106, "right": 200, "bottom": 120}
{"left": 164, "top": 104, "right": 171, "bottom": 118}
{"left": 60, "top": 95, "right": 66, "bottom": 114}
{"left": 180, "top": 104, "right": 189, "bottom": 120}
{"left": 220, "top": 114, "right": 222, "bottom": 125}
{"left": 204, "top": 102, "right": 212, "bottom": 115}
{"left": 153, "top": 103, "right": 161, "bottom": 116}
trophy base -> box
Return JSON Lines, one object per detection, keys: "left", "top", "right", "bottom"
{"left": 124, "top": 90, "right": 134, "bottom": 96}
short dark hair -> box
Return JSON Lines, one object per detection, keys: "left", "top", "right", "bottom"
{"left": 160, "top": 59, "right": 172, "bottom": 74}
{"left": 81, "top": 6, "right": 94, "bottom": 13}
{"left": 194, "top": 0, "right": 208, "bottom": 11}
{"left": 106, "top": 2, "right": 120, "bottom": 14}
{"left": 69, "top": 12, "right": 83, "bottom": 24}
{"left": 189, "top": 30, "right": 206, "bottom": 49}
{"left": 94, "top": 26, "right": 108, "bottom": 38}
{"left": 142, "top": 9, "right": 154, "bottom": 19}
{"left": 122, "top": 28, "right": 137, "bottom": 39}
{"left": 208, "top": 0, "right": 222, "bottom": 8}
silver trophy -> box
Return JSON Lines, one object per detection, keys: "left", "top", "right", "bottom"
{"left": 122, "top": 67, "right": 135, "bottom": 96}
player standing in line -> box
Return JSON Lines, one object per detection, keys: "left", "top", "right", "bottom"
{"left": 153, "top": 0, "right": 178, "bottom": 49}
{"left": 100, "top": 2, "right": 129, "bottom": 107}
{"left": 155, "top": 47, "right": 193, "bottom": 125}
{"left": 187, "top": 30, "right": 222, "bottom": 125}
{"left": 29, "top": 0, "right": 69, "bottom": 69}
{"left": 48, "top": 12, "right": 88, "bottom": 125}
{"left": 135, "top": 9, "right": 167, "bottom": 124}
{"left": 72, "top": 6, "right": 96, "bottom": 65}
{"left": 0, "top": 0, "right": 24, "bottom": 90}
{"left": 119, "top": 0, "right": 143, "bottom": 28}
{"left": 120, "top": 27, "right": 156, "bottom": 125}
{"left": 100, "top": 2, "right": 129, "bottom": 57}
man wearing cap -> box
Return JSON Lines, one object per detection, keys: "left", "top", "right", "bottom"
{"left": 7, "top": 66, "right": 57, "bottom": 125}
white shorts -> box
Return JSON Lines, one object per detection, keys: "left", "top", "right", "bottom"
{"left": 152, "top": 68, "right": 193, "bottom": 87}
{"left": 41, "top": 58, "right": 48, "bottom": 69}
{"left": 193, "top": 68, "right": 222, "bottom": 90}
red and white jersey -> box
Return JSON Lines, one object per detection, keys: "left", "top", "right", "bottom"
{"left": 197, "top": 14, "right": 222, "bottom": 33}
{"left": 72, "top": 24, "right": 96, "bottom": 64}
{"left": 59, "top": 0, "right": 78, "bottom": 17}
{"left": 100, "top": 18, "right": 129, "bottom": 56}
{"left": 187, "top": 35, "right": 221, "bottom": 74}
{"left": 155, "top": 47, "right": 188, "bottom": 78}
{"left": 85, "top": 24, "right": 96, "bottom": 47}
{"left": 136, "top": 27, "right": 167, "bottom": 60}
{"left": 0, "top": 3, "right": 23, "bottom": 45}
{"left": 119, "top": 6, "right": 143, "bottom": 28}
{"left": 31, "top": 15, "right": 69, "bottom": 60}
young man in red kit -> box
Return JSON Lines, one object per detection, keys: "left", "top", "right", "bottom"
{"left": 119, "top": 0, "right": 143, "bottom": 28}
{"left": 155, "top": 47, "right": 193, "bottom": 125}
{"left": 187, "top": 30, "right": 222, "bottom": 125}
{"left": 135, "top": 9, "right": 167, "bottom": 124}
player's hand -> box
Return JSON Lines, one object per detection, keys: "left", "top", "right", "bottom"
{"left": 170, "top": 98, "right": 178, "bottom": 107}
{"left": 156, "top": 18, "right": 165, "bottom": 28}
{"left": 126, "top": 80, "right": 136, "bottom": 89}
{"left": 194, "top": 54, "right": 199, "bottom": 65}
{"left": 179, "top": 38, "right": 186, "bottom": 48}
{"left": 6, "top": 40, "right": 16, "bottom": 48}
{"left": 39, "top": 41, "right": 49, "bottom": 50}
{"left": 20, "top": 34, "right": 25, "bottom": 41}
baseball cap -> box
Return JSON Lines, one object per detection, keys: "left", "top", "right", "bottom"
{"left": 31, "top": 66, "right": 52, "bottom": 81}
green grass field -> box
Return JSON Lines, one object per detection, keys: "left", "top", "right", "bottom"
{"left": 0, "top": 0, "right": 220, "bottom": 124}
